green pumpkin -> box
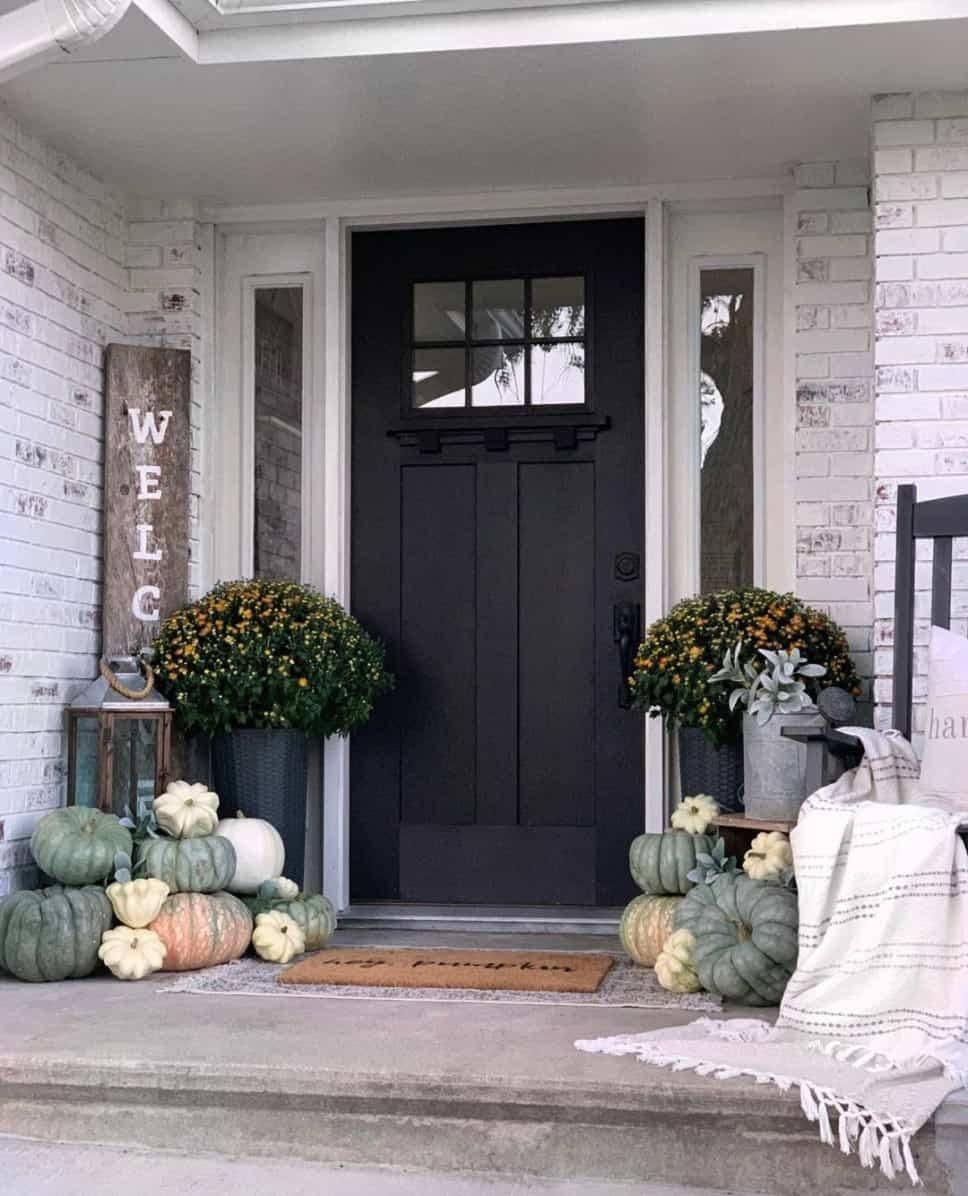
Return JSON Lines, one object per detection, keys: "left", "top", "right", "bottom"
{"left": 629, "top": 831, "right": 714, "bottom": 895}
{"left": 674, "top": 873, "right": 799, "bottom": 1006}
{"left": 0, "top": 885, "right": 113, "bottom": 982}
{"left": 136, "top": 835, "right": 236, "bottom": 893}
{"left": 31, "top": 807, "right": 132, "bottom": 886}
{"left": 242, "top": 892, "right": 336, "bottom": 951}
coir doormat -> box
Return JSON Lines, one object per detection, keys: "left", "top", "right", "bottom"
{"left": 278, "top": 947, "right": 614, "bottom": 993}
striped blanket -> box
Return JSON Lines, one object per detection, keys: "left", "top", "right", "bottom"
{"left": 577, "top": 729, "right": 968, "bottom": 1184}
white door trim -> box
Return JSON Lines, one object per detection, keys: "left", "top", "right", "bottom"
{"left": 213, "top": 178, "right": 792, "bottom": 909}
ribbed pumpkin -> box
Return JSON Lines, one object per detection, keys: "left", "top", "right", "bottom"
{"left": 30, "top": 807, "right": 132, "bottom": 887}
{"left": 136, "top": 835, "right": 236, "bottom": 894}
{"left": 148, "top": 890, "right": 253, "bottom": 971}
{"left": 674, "top": 873, "right": 799, "bottom": 1006}
{"left": 0, "top": 885, "right": 113, "bottom": 982}
{"left": 629, "top": 831, "right": 715, "bottom": 896}
{"left": 619, "top": 894, "right": 682, "bottom": 966}
{"left": 242, "top": 892, "right": 336, "bottom": 951}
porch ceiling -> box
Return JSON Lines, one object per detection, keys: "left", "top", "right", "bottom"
{"left": 3, "top": 11, "right": 968, "bottom": 205}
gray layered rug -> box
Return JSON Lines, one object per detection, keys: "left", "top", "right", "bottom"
{"left": 160, "top": 954, "right": 722, "bottom": 1011}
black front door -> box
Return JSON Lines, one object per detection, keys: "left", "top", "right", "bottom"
{"left": 351, "top": 219, "right": 644, "bottom": 907}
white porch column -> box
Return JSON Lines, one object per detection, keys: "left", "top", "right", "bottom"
{"left": 872, "top": 91, "right": 968, "bottom": 742}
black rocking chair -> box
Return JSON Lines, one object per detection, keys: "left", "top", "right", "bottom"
{"left": 785, "top": 483, "right": 968, "bottom": 805}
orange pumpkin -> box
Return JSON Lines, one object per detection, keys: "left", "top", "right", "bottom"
{"left": 149, "top": 891, "right": 253, "bottom": 972}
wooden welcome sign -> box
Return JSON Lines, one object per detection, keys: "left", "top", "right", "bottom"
{"left": 103, "top": 345, "right": 192, "bottom": 658}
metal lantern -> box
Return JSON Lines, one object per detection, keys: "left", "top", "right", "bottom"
{"left": 67, "top": 656, "right": 172, "bottom": 818}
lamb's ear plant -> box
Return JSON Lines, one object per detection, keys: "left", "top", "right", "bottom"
{"left": 710, "top": 642, "right": 827, "bottom": 727}
{"left": 686, "top": 837, "right": 738, "bottom": 886}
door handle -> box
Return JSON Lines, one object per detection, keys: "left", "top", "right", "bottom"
{"left": 613, "top": 602, "right": 641, "bottom": 710}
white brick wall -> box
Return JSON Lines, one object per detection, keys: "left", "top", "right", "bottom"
{"left": 0, "top": 101, "right": 212, "bottom": 893}
{"left": 0, "top": 101, "right": 126, "bottom": 893}
{"left": 793, "top": 161, "right": 876, "bottom": 693}
{"left": 873, "top": 92, "right": 968, "bottom": 739}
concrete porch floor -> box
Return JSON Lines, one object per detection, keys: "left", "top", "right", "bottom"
{"left": 0, "top": 929, "right": 965, "bottom": 1195}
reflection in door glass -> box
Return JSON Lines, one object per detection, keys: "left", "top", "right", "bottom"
{"left": 470, "top": 346, "right": 526, "bottom": 406}
{"left": 254, "top": 287, "right": 303, "bottom": 581}
{"left": 699, "top": 268, "right": 754, "bottom": 592}
{"left": 531, "top": 341, "right": 585, "bottom": 405}
{"left": 413, "top": 347, "right": 466, "bottom": 407}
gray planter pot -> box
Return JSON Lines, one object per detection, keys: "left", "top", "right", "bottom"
{"left": 678, "top": 727, "right": 744, "bottom": 813}
{"left": 211, "top": 728, "right": 308, "bottom": 887}
{"left": 742, "top": 707, "right": 824, "bottom": 821}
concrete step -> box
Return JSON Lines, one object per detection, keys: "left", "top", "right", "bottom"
{"left": 0, "top": 1136, "right": 755, "bottom": 1196}
{"left": 0, "top": 948, "right": 964, "bottom": 1196}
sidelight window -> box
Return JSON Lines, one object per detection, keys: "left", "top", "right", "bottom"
{"left": 698, "top": 267, "right": 755, "bottom": 593}
{"left": 253, "top": 286, "right": 304, "bottom": 581}
{"left": 412, "top": 276, "right": 586, "bottom": 409}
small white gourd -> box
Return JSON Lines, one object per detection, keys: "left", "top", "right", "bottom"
{"left": 105, "top": 878, "right": 170, "bottom": 928}
{"left": 742, "top": 831, "right": 794, "bottom": 882}
{"left": 670, "top": 794, "right": 719, "bottom": 836}
{"left": 654, "top": 929, "right": 701, "bottom": 994}
{"left": 98, "top": 926, "right": 167, "bottom": 980}
{"left": 154, "top": 781, "right": 220, "bottom": 839}
{"left": 251, "top": 910, "right": 305, "bottom": 964}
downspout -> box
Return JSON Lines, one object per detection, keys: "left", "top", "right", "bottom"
{"left": 0, "top": 0, "right": 133, "bottom": 80}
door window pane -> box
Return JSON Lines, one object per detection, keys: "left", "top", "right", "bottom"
{"left": 472, "top": 279, "right": 525, "bottom": 341}
{"left": 410, "top": 275, "right": 587, "bottom": 409}
{"left": 254, "top": 286, "right": 302, "bottom": 581}
{"left": 413, "top": 347, "right": 466, "bottom": 408}
{"left": 470, "top": 346, "right": 526, "bottom": 407}
{"left": 414, "top": 281, "right": 466, "bottom": 342}
{"left": 699, "top": 268, "right": 754, "bottom": 592}
{"left": 531, "top": 276, "right": 585, "bottom": 339}
{"left": 531, "top": 341, "right": 585, "bottom": 405}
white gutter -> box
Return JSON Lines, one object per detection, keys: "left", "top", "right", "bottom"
{"left": 0, "top": 0, "right": 133, "bottom": 81}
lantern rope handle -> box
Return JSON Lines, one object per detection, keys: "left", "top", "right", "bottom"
{"left": 100, "top": 657, "right": 155, "bottom": 701}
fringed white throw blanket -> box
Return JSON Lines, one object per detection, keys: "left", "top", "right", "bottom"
{"left": 577, "top": 729, "right": 968, "bottom": 1185}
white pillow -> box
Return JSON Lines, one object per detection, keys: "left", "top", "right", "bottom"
{"left": 918, "top": 624, "right": 968, "bottom": 813}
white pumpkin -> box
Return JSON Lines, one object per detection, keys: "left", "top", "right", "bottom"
{"left": 215, "top": 813, "right": 285, "bottom": 895}
{"left": 252, "top": 910, "right": 305, "bottom": 964}
{"left": 106, "top": 878, "right": 170, "bottom": 928}
{"left": 743, "top": 831, "right": 794, "bottom": 881}
{"left": 670, "top": 794, "right": 719, "bottom": 836}
{"left": 154, "top": 781, "right": 220, "bottom": 839}
{"left": 98, "top": 926, "right": 167, "bottom": 980}
{"left": 654, "top": 929, "right": 701, "bottom": 994}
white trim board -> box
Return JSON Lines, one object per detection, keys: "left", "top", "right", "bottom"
{"left": 212, "top": 181, "right": 791, "bottom": 907}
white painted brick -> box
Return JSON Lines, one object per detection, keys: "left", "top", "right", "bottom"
{"left": 874, "top": 121, "right": 936, "bottom": 148}
{"left": 798, "top": 234, "right": 868, "bottom": 259}
{"left": 915, "top": 199, "right": 968, "bottom": 227}
{"left": 942, "top": 228, "right": 968, "bottom": 252}
{"left": 797, "top": 353, "right": 830, "bottom": 378}
{"left": 795, "top": 163, "right": 836, "bottom": 188}
{"left": 0, "top": 100, "right": 210, "bottom": 888}
{"left": 875, "top": 228, "right": 940, "bottom": 255}
{"left": 795, "top": 328, "right": 870, "bottom": 354}
{"left": 876, "top": 257, "right": 914, "bottom": 282}
{"left": 938, "top": 119, "right": 968, "bottom": 144}
{"left": 875, "top": 337, "right": 936, "bottom": 365}
{"left": 793, "top": 281, "right": 870, "bottom": 305}
{"left": 796, "top": 188, "right": 870, "bottom": 212}
{"left": 829, "top": 257, "right": 873, "bottom": 282}
{"left": 872, "top": 94, "right": 916, "bottom": 121}
{"left": 874, "top": 149, "right": 913, "bottom": 175}
{"left": 915, "top": 147, "right": 968, "bottom": 172}
{"left": 830, "top": 352, "right": 874, "bottom": 378}
{"left": 917, "top": 253, "right": 968, "bottom": 279}
{"left": 876, "top": 176, "right": 938, "bottom": 202}
{"left": 836, "top": 160, "right": 870, "bottom": 186}
{"left": 919, "top": 363, "right": 968, "bottom": 389}
{"left": 829, "top": 211, "right": 872, "bottom": 235}
{"left": 915, "top": 91, "right": 968, "bottom": 119}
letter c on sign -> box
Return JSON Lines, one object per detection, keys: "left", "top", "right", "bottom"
{"left": 132, "top": 585, "right": 161, "bottom": 623}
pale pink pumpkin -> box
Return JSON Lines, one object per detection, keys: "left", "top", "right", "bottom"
{"left": 148, "top": 890, "right": 253, "bottom": 971}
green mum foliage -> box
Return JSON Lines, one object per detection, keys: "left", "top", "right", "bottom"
{"left": 152, "top": 579, "right": 393, "bottom": 738}
{"left": 630, "top": 587, "right": 860, "bottom": 747}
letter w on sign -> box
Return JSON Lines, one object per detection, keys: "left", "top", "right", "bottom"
{"left": 128, "top": 408, "right": 173, "bottom": 445}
